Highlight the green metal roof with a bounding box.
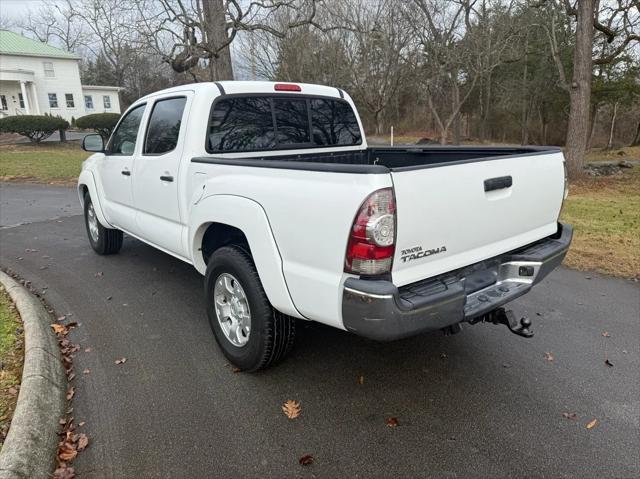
[0,30,80,60]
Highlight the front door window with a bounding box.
[107,104,145,156]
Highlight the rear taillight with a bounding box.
[345,188,396,275]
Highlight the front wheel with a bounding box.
[205,246,295,371]
[83,192,123,255]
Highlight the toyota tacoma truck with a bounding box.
[78,81,572,371]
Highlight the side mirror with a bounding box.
[82,134,105,152]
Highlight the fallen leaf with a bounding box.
[602,331,611,338]
[357,375,364,385]
[53,465,75,479]
[586,419,598,429]
[385,417,399,427]
[299,454,314,466]
[68,373,76,381]
[84,347,91,353]
[66,387,75,400]
[605,359,614,367]
[544,352,554,362]
[282,400,301,419]
[79,421,86,427]
[51,324,67,335]
[58,443,77,462]
[59,418,67,426]
[77,433,89,451]
[115,357,127,365]
[563,412,577,420]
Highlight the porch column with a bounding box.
[30,82,40,114]
[19,81,30,114]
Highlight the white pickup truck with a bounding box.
[78,81,572,371]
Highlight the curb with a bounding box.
[0,271,66,479]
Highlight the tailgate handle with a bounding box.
[484,176,512,192]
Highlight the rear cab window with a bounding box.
[207,95,361,153]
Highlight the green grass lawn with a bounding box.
[561,166,640,279]
[585,145,640,163]
[0,286,23,445]
[0,142,89,184]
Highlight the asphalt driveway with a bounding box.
[0,183,638,478]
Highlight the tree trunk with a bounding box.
[374,110,383,136]
[588,104,598,149]
[452,82,461,145]
[520,34,529,146]
[453,113,461,145]
[631,120,640,146]
[564,0,595,178]
[438,128,447,145]
[202,0,234,80]
[606,101,618,150]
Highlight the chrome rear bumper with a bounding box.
[342,223,573,341]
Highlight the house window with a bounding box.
[48,93,58,108]
[0,95,7,110]
[103,96,111,109]
[43,62,55,77]
[65,93,75,108]
[18,93,25,108]
[85,95,94,109]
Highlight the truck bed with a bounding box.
[193,146,560,172]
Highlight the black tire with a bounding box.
[83,192,123,255]
[205,246,295,371]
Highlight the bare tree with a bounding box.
[402,1,519,144]
[535,0,640,177]
[135,0,324,81]
[18,0,89,52]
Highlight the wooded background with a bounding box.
[6,0,640,177]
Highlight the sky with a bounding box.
[0,0,59,23]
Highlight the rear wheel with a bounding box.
[205,246,295,371]
[83,192,123,255]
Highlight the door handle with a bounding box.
[160,175,174,182]
[484,176,512,192]
[121,170,131,176]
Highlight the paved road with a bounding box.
[0,184,638,479]
[0,183,80,228]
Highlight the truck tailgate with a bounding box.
[391,152,566,286]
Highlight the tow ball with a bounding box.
[472,307,534,338]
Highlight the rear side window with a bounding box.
[144,97,187,155]
[209,97,276,152]
[310,99,361,146]
[207,95,361,153]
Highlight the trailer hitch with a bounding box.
[471,307,534,338]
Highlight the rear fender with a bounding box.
[189,194,302,319]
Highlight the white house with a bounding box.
[0,30,121,122]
